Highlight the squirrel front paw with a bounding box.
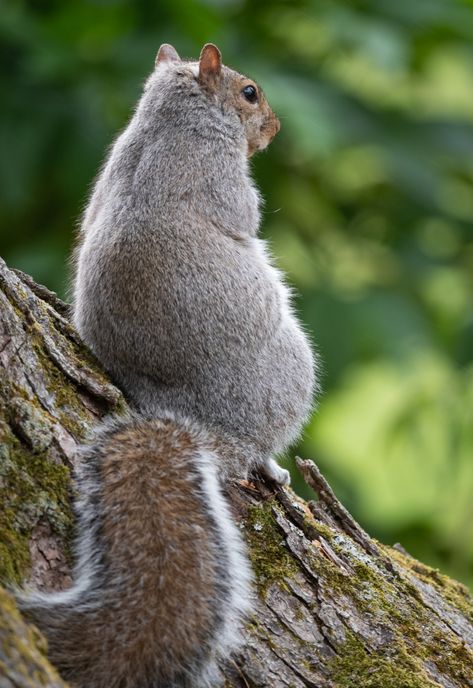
[262,458,291,486]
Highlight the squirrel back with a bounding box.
[18,413,251,688]
[73,43,315,480]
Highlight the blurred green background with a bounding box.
[1,0,472,588]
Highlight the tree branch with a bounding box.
[0,257,472,688]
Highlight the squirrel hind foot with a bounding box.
[261,457,291,486]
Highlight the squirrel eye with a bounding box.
[242,85,258,103]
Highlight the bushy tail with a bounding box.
[17,413,252,688]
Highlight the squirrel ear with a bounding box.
[155,44,181,67]
[198,43,222,86]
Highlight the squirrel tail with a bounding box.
[17,413,252,688]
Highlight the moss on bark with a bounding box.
[0,586,68,687]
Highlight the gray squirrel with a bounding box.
[18,43,316,688]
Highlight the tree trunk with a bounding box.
[0,256,472,688]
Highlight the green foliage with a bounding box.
[0,0,472,587]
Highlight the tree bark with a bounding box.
[0,256,472,688]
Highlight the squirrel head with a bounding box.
[152,43,280,157]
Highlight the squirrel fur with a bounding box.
[18,44,316,688]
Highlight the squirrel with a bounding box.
[17,43,316,688]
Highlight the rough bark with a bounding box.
[0,256,472,688]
